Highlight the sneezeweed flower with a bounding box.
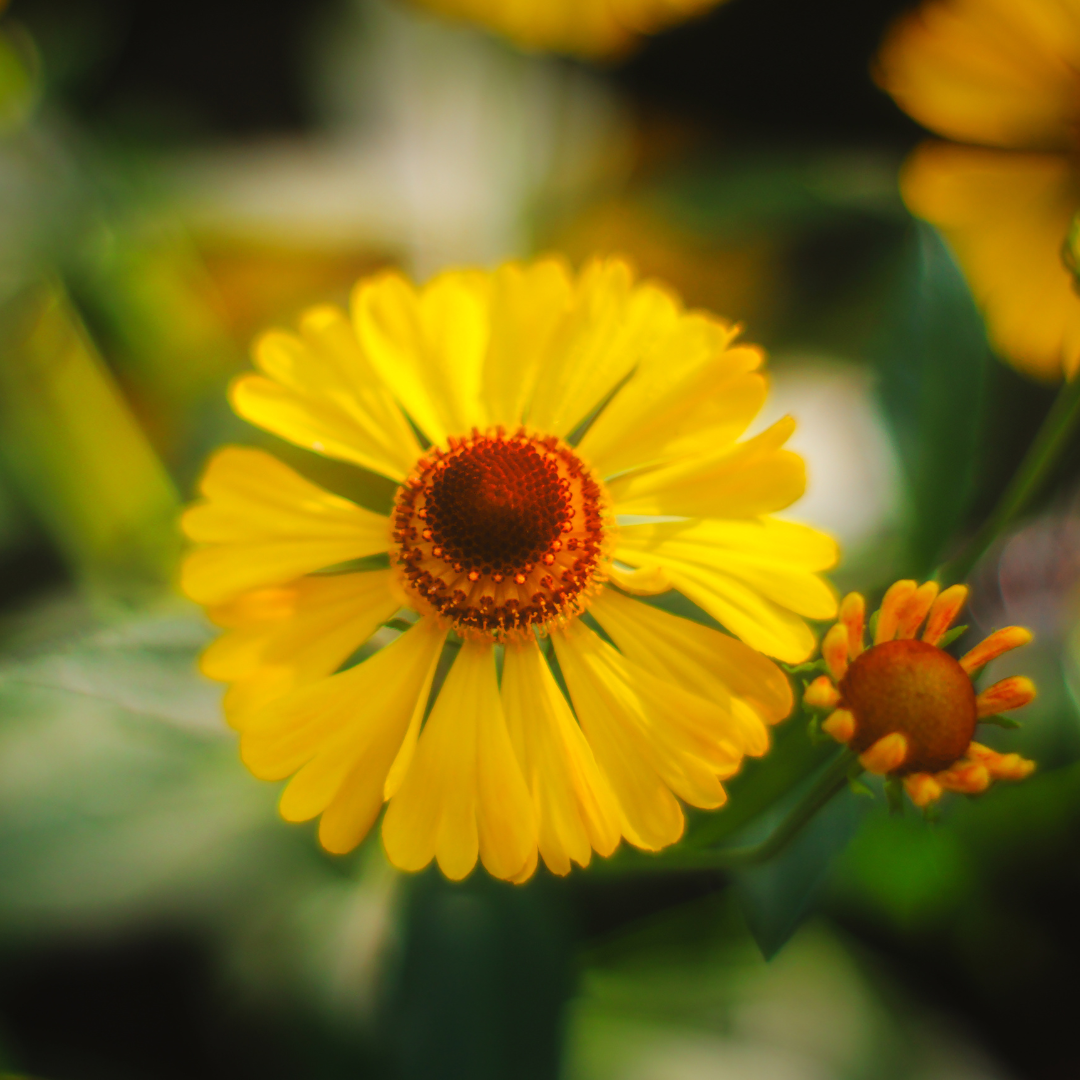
[804,579,1036,809]
[410,0,727,58]
[875,0,1080,381]
[181,256,839,882]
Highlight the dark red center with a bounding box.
[423,439,567,576]
[839,638,977,774]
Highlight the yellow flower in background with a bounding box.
[411,0,727,58]
[805,580,1035,808]
[876,0,1080,381]
[181,256,838,882]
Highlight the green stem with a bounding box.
[942,374,1080,585]
[650,751,859,871]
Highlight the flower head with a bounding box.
[876,0,1080,380]
[182,256,838,881]
[805,580,1036,808]
[412,0,728,58]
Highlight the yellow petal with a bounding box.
[181,446,390,604]
[606,417,804,518]
[528,258,682,438]
[316,627,446,855]
[616,517,838,662]
[876,0,1079,152]
[552,619,744,849]
[241,617,445,782]
[481,258,574,428]
[240,619,445,858]
[590,587,790,751]
[201,570,401,730]
[382,641,537,882]
[579,318,764,478]
[352,269,490,445]
[502,640,623,875]
[233,304,422,480]
[607,562,673,596]
[901,142,1080,380]
[414,0,727,58]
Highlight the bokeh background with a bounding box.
[1,1,1079,1077]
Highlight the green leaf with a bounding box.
[884,776,906,816]
[784,659,828,677]
[733,784,868,959]
[847,760,874,799]
[936,625,969,650]
[980,713,1022,729]
[848,777,875,799]
[389,871,572,1080]
[872,224,992,577]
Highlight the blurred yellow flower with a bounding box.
[876,0,1080,380]
[181,256,838,881]
[805,580,1035,808]
[411,0,727,57]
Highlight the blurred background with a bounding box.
[1,0,1079,1077]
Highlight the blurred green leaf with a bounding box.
[388,872,571,1080]
[872,224,992,577]
[0,282,181,604]
[733,783,867,959]
[655,151,904,242]
[0,25,38,134]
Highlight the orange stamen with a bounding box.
[875,580,917,644]
[839,592,866,658]
[960,627,1034,674]
[937,760,990,795]
[896,581,939,639]
[804,676,841,710]
[859,731,909,774]
[922,584,969,646]
[822,623,850,681]
[822,708,855,743]
[903,772,943,807]
[976,675,1037,717]
[967,742,1036,781]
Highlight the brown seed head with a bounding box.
[839,638,977,774]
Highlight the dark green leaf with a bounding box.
[734,784,868,959]
[871,224,992,577]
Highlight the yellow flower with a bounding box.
[804,579,1036,808]
[410,0,727,58]
[875,0,1080,381]
[182,256,838,882]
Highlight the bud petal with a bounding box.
[822,708,855,743]
[839,592,866,657]
[922,584,968,646]
[896,581,939,639]
[875,580,917,644]
[804,675,840,709]
[859,731,909,774]
[822,623,850,681]
[976,675,1037,717]
[904,772,943,807]
[960,627,1034,675]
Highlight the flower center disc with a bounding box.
[839,638,977,774]
[392,428,610,638]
